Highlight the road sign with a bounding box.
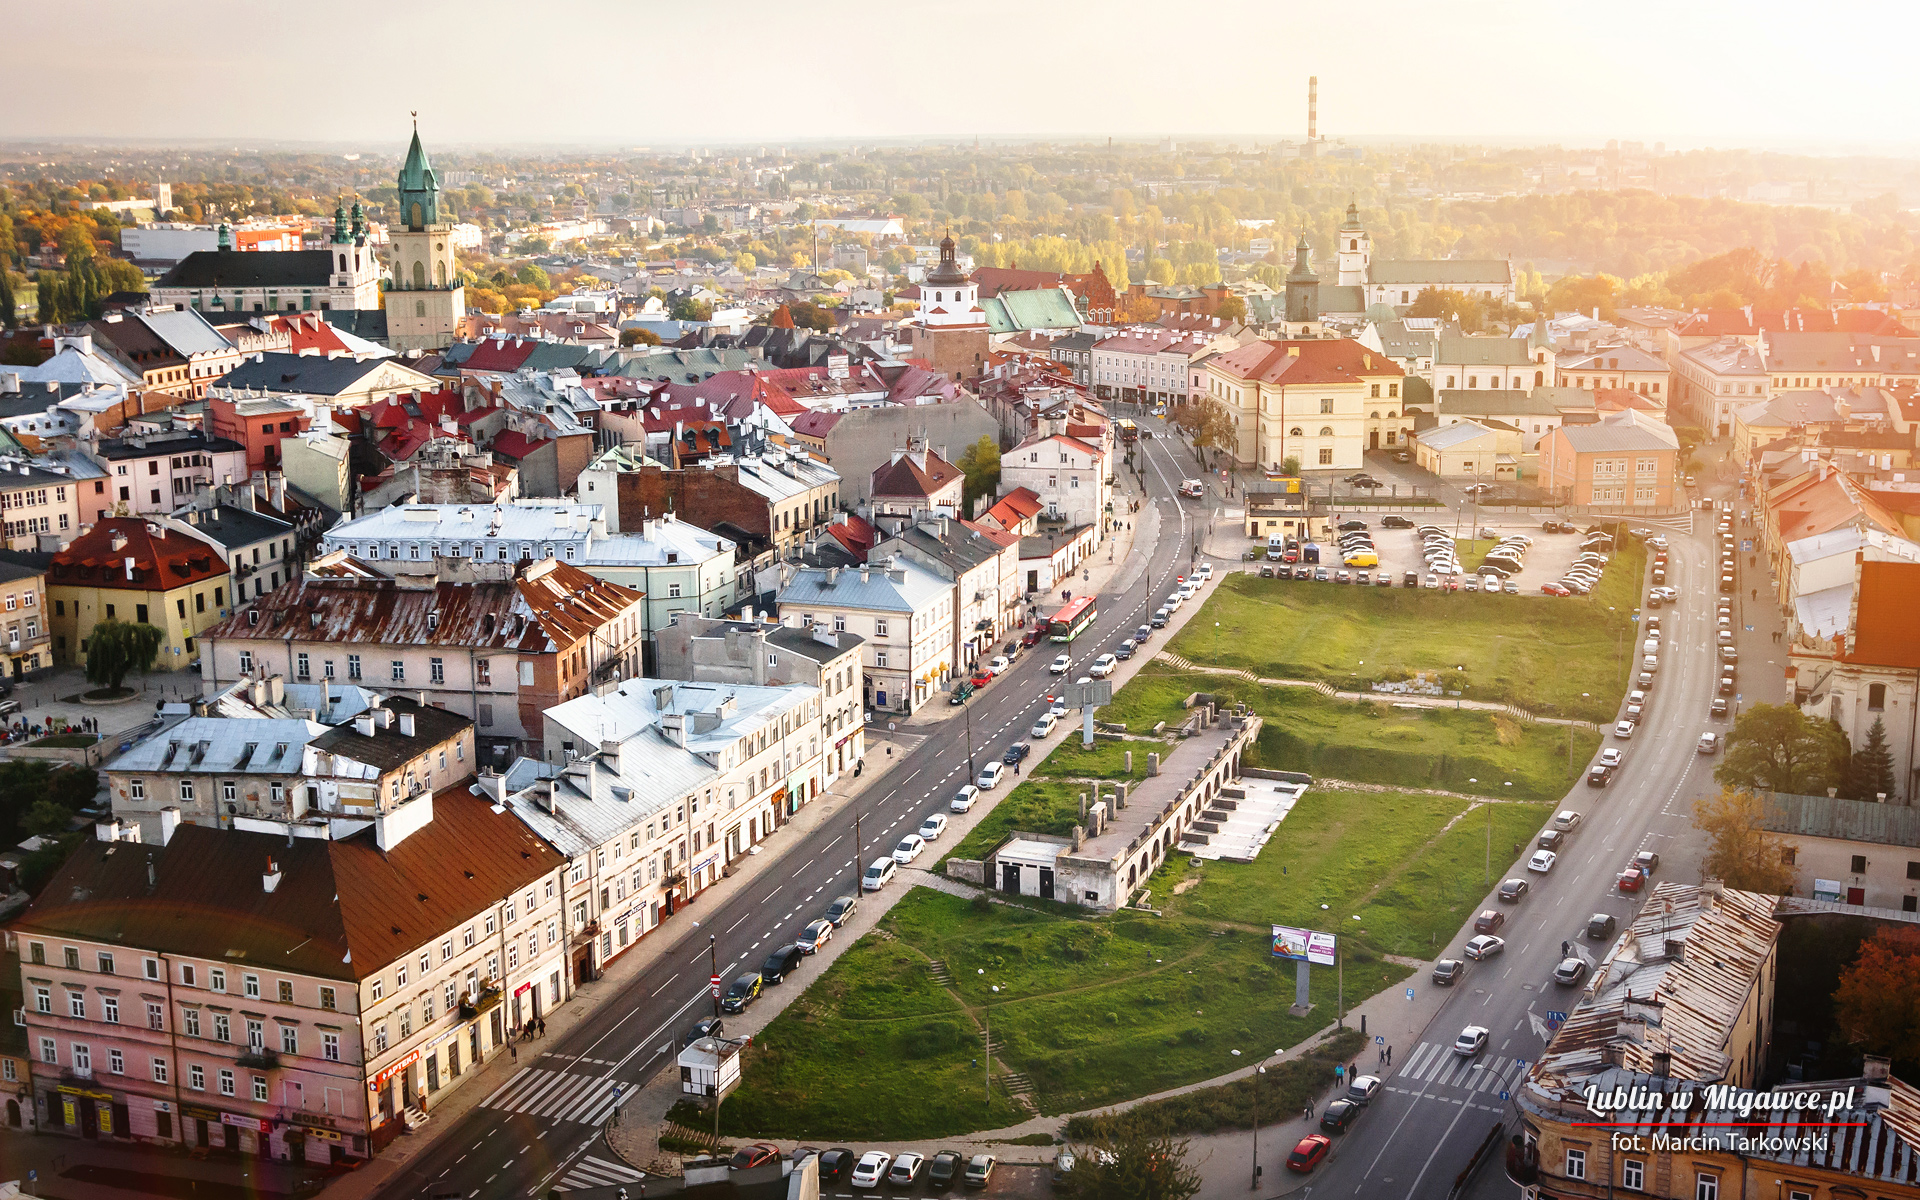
[1546,1010,1567,1022]
[1500,1090,1509,1100]
[709,974,723,998]
[1376,1036,1385,1044]
[1742,539,1752,552]
[1405,987,1415,1000]
[1631,613,1639,623]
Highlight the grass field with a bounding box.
[1169,540,1644,722]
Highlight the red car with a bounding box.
[1540,582,1570,596]
[1618,866,1647,892]
[1287,1134,1332,1174]
[970,671,994,688]
[1021,628,1044,648]
[731,1142,782,1169]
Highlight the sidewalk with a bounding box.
[308,730,923,1200]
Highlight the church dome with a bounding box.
[925,230,968,287]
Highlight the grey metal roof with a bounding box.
[1369,259,1510,286]
[1437,389,1584,418]
[218,352,399,396]
[111,717,325,774]
[1762,790,1920,845]
[765,624,864,663]
[1437,336,1535,368]
[136,306,233,358]
[176,506,293,554]
[775,558,948,616]
[1419,421,1496,450]
[1555,410,1679,452]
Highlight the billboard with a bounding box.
[1271,925,1337,966]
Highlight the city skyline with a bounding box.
[8,0,1916,152]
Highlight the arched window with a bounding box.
[1349,239,1357,251]
[1319,427,1334,437]
[1369,411,1379,420]
[436,261,447,287]
[1535,370,1544,387]
[1289,427,1303,437]
[412,260,426,289]
[1446,376,1456,388]
[409,202,423,228]
[415,300,426,318]
[337,254,346,272]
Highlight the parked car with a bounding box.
[1711,698,1729,718]
[1382,514,1415,529]
[1587,913,1618,940]
[950,785,981,813]
[1114,640,1135,661]
[1633,850,1660,873]
[1586,764,1613,787]
[851,1151,892,1189]
[732,1142,782,1169]
[893,834,927,865]
[1600,748,1623,768]
[1553,957,1589,986]
[1432,958,1464,986]
[1617,866,1647,893]
[1554,810,1583,831]
[1464,934,1505,960]
[1529,849,1559,873]
[720,972,763,1013]
[1347,1074,1382,1104]
[948,681,974,705]
[798,918,835,954]
[888,1152,926,1187]
[1498,877,1530,902]
[682,1015,724,1047]
[1474,908,1506,934]
[819,1149,856,1184]
[1135,624,1152,643]
[976,762,1006,789]
[963,1154,997,1189]
[1003,741,1033,765]
[761,944,805,984]
[825,894,859,926]
[1697,732,1719,755]
[1319,1098,1362,1134]
[1537,828,1565,851]
[1287,1134,1332,1173]
[926,1150,964,1190]
[861,857,898,891]
[1090,653,1118,678]
[1613,720,1636,739]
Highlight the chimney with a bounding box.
[600,739,621,769]
[262,856,283,894]
[1865,1054,1892,1082]
[158,807,181,846]
[354,713,375,737]
[376,708,393,729]
[398,712,416,737]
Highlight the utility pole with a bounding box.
[853,811,863,891]
[708,934,720,1022]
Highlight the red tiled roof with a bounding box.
[462,338,541,373]
[50,517,226,591]
[1208,339,1405,385]
[788,410,843,438]
[871,448,962,500]
[489,430,540,461]
[960,518,1020,548]
[1845,560,1920,669]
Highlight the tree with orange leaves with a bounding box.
[1834,926,1920,1064]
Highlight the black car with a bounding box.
[1432,958,1464,986]
[1337,518,1369,532]
[1497,877,1529,902]
[1003,741,1032,766]
[1136,624,1152,643]
[1382,515,1415,529]
[1587,913,1618,940]
[1319,1098,1362,1134]
[1586,764,1613,788]
[825,893,859,926]
[682,1015,724,1046]
[720,972,763,1013]
[761,944,804,984]
[819,1148,856,1185]
[927,1150,965,1190]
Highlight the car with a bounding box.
[893,834,928,865]
[1030,711,1058,737]
[1319,1098,1362,1134]
[1554,810,1583,831]
[1464,934,1505,960]
[1719,676,1735,696]
[1337,517,1370,530]
[1586,764,1613,788]
[1336,570,1353,584]
[976,762,1006,789]
[1166,592,1184,610]
[1462,578,1479,592]
[1498,877,1530,902]
[1432,958,1465,986]
[888,1152,926,1187]
[720,972,763,1013]
[1587,913,1618,940]
[1633,850,1660,873]
[1003,741,1032,765]
[1114,640,1135,661]
[1347,1074,1383,1104]
[1393,449,1412,462]
[1711,698,1729,718]
[1378,572,1395,587]
[862,857,898,891]
[1537,828,1565,851]
[682,1015,724,1046]
[1382,514,1415,529]
[1542,519,1576,533]
[1424,574,1440,589]
[1196,563,1213,580]
[926,1150,964,1190]
[1617,866,1647,892]
[732,1142,783,1169]
[1504,580,1520,594]
[819,1148,857,1184]
[1049,700,1069,719]
[969,670,994,689]
[763,942,807,984]
[1453,1025,1490,1056]
[1178,479,1205,498]
[949,681,974,705]
[1463,483,1494,497]
[826,893,859,925]
[963,1154,997,1189]
[1553,957,1589,986]
[1287,1133,1333,1173]
[950,785,982,814]
[798,918,835,954]
[1090,653,1118,678]
[1474,908,1506,934]
[852,1151,893,1189]
[1021,627,1045,648]
[1135,624,1152,643]
[1529,849,1559,873]
[1049,654,1071,674]
[1613,720,1636,739]
[987,655,1010,675]
[1151,608,1169,628]
[1314,568,1331,582]
[1698,732,1719,755]
[1541,582,1571,596]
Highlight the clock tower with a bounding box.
[384,117,465,352]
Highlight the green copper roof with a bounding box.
[395,122,445,230]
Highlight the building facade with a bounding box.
[1539,410,1681,508]
[776,558,954,715]
[1202,339,1408,469]
[48,518,231,668]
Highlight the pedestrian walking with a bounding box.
[1303,1105,1314,1123]
[1378,1046,1385,1065]
[1387,1046,1392,1065]
[510,1044,517,1061]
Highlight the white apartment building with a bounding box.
[1677,338,1771,438]
[1090,327,1236,406]
[776,558,955,715]
[998,434,1111,534]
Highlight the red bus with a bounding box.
[1047,596,1098,643]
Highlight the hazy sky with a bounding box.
[8,0,1916,152]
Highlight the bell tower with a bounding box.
[1336,199,1371,288]
[384,116,465,352]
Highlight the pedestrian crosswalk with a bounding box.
[481,1067,624,1126]
[559,1154,646,1190]
[1390,1040,1528,1100]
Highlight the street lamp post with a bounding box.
[709,934,720,1022]
[1234,1047,1286,1191]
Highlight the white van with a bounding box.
[1031,712,1058,738]
[861,857,898,891]
[1641,638,1660,656]
[1267,534,1287,552]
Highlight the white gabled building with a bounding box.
[999,434,1111,534]
[776,557,955,715]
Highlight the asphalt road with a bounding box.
[376,418,1207,1200]
[1296,511,1723,1199]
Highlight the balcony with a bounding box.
[458,982,503,1021]
[236,1049,281,1070]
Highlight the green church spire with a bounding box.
[396,113,444,231]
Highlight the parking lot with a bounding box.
[1248,515,1620,597]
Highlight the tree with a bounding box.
[1848,716,1897,801]
[1692,787,1798,893]
[956,436,1001,506]
[1834,926,1920,1065]
[1054,1124,1202,1200]
[619,327,662,348]
[1406,287,1485,333]
[1280,455,1301,477]
[733,252,756,274]
[1211,294,1247,323]
[1715,702,1850,795]
[83,619,164,691]
[515,263,551,290]
[788,301,833,332]
[1170,398,1236,467]
[0,266,15,330]
[768,304,796,329]
[668,297,713,323]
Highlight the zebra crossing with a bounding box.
[481,1066,624,1126]
[558,1154,646,1190]
[1387,1040,1527,1107]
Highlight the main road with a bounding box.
[1298,505,1722,1199]
[374,417,1209,1198]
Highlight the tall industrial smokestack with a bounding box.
[1308,76,1318,142]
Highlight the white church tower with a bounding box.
[385,117,465,352]
[1336,199,1372,288]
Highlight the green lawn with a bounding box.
[1169,539,1644,721]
